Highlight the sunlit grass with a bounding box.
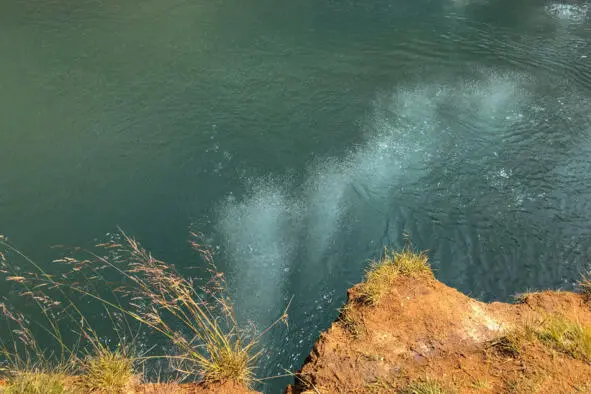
[365,376,396,392]
[399,378,451,394]
[200,342,253,385]
[80,346,136,393]
[338,303,364,339]
[82,232,264,386]
[577,274,591,301]
[489,314,591,363]
[512,289,540,304]
[359,247,432,305]
[3,371,72,394]
[470,379,491,390]
[0,231,289,389]
[535,315,591,362]
[486,327,532,358]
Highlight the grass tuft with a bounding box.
[487,331,525,358]
[338,304,364,339]
[400,378,451,394]
[535,315,591,362]
[3,371,71,394]
[577,274,591,301]
[360,248,431,305]
[470,379,490,390]
[365,376,396,392]
[0,230,288,390]
[512,290,539,304]
[78,232,273,387]
[201,340,254,385]
[80,347,136,393]
[489,315,591,363]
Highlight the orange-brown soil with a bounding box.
[288,274,591,393]
[3,275,588,393]
[136,381,258,393]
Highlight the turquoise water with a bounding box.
[2,0,591,391]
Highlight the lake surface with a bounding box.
[2,0,591,391]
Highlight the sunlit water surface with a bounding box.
[2,0,591,391]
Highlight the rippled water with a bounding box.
[1,0,591,391]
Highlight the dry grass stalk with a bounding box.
[65,231,289,386]
[89,232,260,386]
[0,231,289,389]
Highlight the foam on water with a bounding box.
[214,63,591,387]
[545,2,589,22]
[215,71,530,335]
[217,180,303,327]
[209,65,591,390]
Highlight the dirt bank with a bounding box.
[136,382,258,393]
[3,253,588,394]
[288,271,591,393]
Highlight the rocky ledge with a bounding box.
[287,261,591,393]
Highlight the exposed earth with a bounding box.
[287,272,591,393]
[4,267,590,393]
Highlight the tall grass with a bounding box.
[0,234,138,393]
[71,232,263,385]
[0,231,288,389]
